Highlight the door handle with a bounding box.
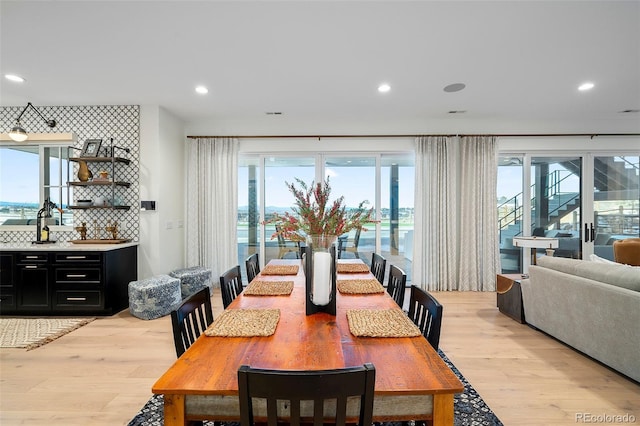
[590,223,595,242]
[584,223,589,242]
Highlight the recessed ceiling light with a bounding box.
[444,83,466,93]
[265,112,283,115]
[195,85,208,94]
[619,109,640,114]
[378,83,391,93]
[5,74,25,83]
[578,82,594,91]
[448,110,467,114]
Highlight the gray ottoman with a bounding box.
[169,266,213,299]
[128,275,182,320]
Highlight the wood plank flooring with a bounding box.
[1,290,638,425]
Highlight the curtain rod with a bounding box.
[187,133,640,139]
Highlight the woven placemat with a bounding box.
[336,263,370,273]
[244,280,294,296]
[205,309,280,337]
[261,264,300,275]
[346,308,422,337]
[337,279,385,294]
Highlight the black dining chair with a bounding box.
[407,285,443,350]
[245,253,260,283]
[170,287,214,358]
[238,363,376,426]
[370,252,387,285]
[220,265,244,309]
[386,264,407,308]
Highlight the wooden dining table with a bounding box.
[152,259,463,425]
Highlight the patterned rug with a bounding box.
[0,317,95,350]
[127,350,502,426]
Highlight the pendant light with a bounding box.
[8,102,57,142]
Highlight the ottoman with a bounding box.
[128,275,182,320]
[169,266,213,299]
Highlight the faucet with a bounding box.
[34,198,63,244]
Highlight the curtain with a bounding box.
[457,136,499,291]
[186,137,239,280]
[413,135,499,291]
[413,136,459,291]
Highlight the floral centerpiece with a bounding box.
[264,177,376,246]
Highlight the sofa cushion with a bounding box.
[537,256,640,292]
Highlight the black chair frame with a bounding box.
[407,285,443,350]
[220,265,244,309]
[170,287,214,358]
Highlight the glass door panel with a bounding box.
[380,155,414,283]
[238,157,261,281]
[497,156,524,273]
[263,157,315,264]
[324,156,376,265]
[530,156,582,262]
[590,155,639,261]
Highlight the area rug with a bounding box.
[127,350,502,426]
[0,317,95,350]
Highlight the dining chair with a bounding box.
[370,252,387,285]
[407,285,443,350]
[245,253,260,283]
[386,264,407,308]
[170,287,214,358]
[220,265,244,309]
[337,227,362,259]
[238,363,376,426]
[276,224,300,259]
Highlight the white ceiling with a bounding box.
[1,0,639,135]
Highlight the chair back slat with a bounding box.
[407,285,443,350]
[220,265,244,309]
[170,287,214,358]
[370,252,387,284]
[245,253,260,283]
[387,264,407,308]
[238,363,375,426]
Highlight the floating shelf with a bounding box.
[69,181,131,188]
[68,205,130,210]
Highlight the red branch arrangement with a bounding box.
[264,177,376,242]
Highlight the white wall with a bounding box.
[138,105,186,279]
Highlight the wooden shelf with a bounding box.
[68,205,130,211]
[70,157,131,165]
[69,181,131,188]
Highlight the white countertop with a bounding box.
[0,241,139,251]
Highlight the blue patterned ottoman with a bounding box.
[169,266,213,299]
[128,275,182,320]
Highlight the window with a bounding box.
[0,144,72,227]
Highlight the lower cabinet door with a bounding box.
[54,290,103,309]
[17,265,50,309]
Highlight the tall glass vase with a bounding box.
[305,234,337,314]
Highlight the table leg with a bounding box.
[163,394,186,426]
[432,393,454,426]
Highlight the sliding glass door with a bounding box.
[498,150,639,273]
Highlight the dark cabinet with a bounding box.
[16,253,50,310]
[0,253,15,309]
[0,246,137,316]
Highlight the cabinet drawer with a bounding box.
[17,253,48,263]
[55,268,101,283]
[54,290,102,307]
[54,253,101,263]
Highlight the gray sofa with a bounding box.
[521,256,640,382]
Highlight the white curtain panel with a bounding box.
[457,136,499,291]
[186,138,239,281]
[413,136,459,291]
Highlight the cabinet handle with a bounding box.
[25,256,39,259]
[66,274,87,278]
[65,256,87,260]
[25,265,37,269]
[66,297,87,301]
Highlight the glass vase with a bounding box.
[306,234,337,307]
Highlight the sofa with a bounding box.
[521,256,640,382]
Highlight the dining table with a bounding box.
[152,258,464,425]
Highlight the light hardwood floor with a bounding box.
[1,290,638,426]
